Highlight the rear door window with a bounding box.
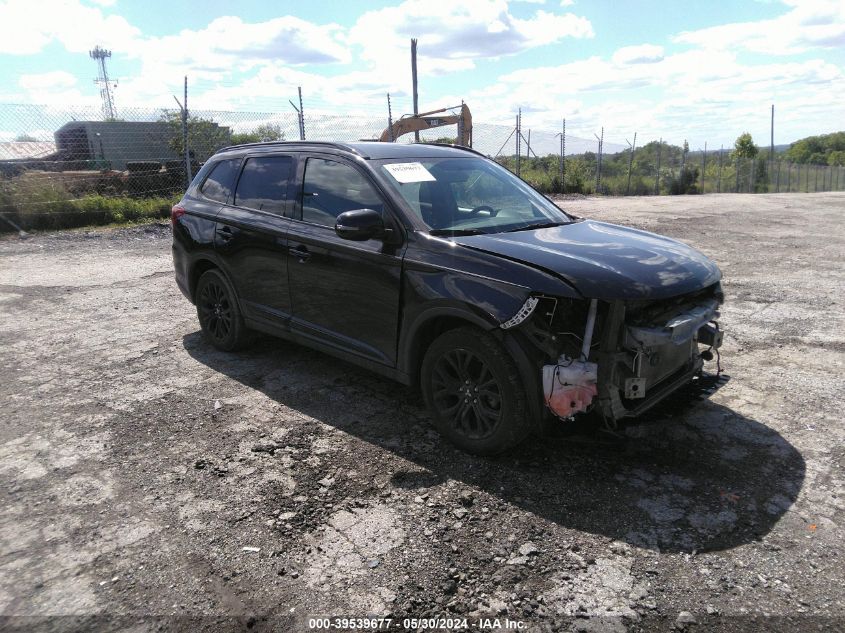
[301,158,384,227]
[233,155,293,215]
[200,158,241,203]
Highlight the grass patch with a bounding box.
[1,175,179,231]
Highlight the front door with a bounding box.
[287,156,403,366]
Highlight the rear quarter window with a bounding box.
[200,158,241,203]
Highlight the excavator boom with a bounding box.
[379,103,472,146]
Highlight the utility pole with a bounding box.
[736,156,741,193]
[701,142,707,193]
[655,138,662,195]
[298,87,305,140]
[594,127,604,194]
[516,110,521,177]
[90,45,117,119]
[557,119,566,193]
[386,93,394,141]
[411,38,420,142]
[770,104,775,163]
[717,146,723,193]
[625,132,637,195]
[183,76,191,184]
[172,77,192,187]
[749,160,754,193]
[289,88,305,140]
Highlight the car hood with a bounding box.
[452,220,721,300]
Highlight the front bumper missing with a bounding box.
[615,355,704,417]
[593,298,724,423]
[521,291,725,425]
[625,299,720,348]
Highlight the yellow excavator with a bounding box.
[379,103,472,147]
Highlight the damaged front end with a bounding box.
[503,283,725,425]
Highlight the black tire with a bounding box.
[195,269,252,352]
[421,327,530,455]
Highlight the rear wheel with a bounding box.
[421,327,530,455]
[195,269,251,351]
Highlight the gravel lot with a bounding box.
[1,193,843,632]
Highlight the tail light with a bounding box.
[171,204,186,224]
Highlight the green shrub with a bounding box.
[0,178,177,232]
[668,167,700,195]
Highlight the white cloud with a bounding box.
[88,0,116,6]
[0,1,347,71]
[19,71,77,91]
[612,44,665,65]
[460,46,845,147]
[15,71,99,107]
[0,0,594,118]
[66,9,353,112]
[560,0,575,5]
[348,0,593,77]
[674,0,845,54]
[1,0,841,149]
[169,16,350,66]
[0,0,139,55]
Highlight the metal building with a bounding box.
[53,120,229,170]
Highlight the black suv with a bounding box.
[172,141,725,454]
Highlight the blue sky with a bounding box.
[0,0,843,149]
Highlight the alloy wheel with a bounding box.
[430,348,503,440]
[198,280,233,343]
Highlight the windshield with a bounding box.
[376,156,572,235]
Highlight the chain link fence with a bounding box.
[1,102,842,232]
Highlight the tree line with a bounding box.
[498,130,843,195]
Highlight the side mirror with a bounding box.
[335,208,385,241]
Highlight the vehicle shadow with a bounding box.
[183,332,805,554]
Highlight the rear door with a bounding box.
[287,154,403,366]
[214,153,295,326]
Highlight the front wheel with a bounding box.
[421,327,530,455]
[195,269,252,352]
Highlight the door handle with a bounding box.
[216,225,234,242]
[292,245,311,263]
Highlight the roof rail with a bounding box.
[216,140,364,156]
[413,142,488,158]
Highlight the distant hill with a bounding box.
[685,144,790,159]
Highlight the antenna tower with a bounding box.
[89,46,117,119]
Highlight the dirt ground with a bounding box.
[1,192,843,632]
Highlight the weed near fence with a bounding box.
[0,174,176,231]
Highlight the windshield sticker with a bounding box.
[383,162,436,184]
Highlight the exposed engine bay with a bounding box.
[503,283,725,424]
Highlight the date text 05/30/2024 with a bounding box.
[308,617,527,630]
